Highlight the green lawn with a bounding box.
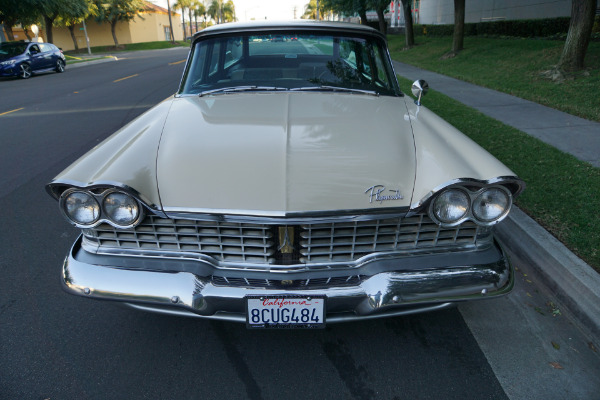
[396,75,600,271]
[388,35,600,122]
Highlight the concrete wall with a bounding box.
[49,10,183,51]
[416,0,572,25]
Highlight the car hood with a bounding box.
[0,55,17,62]
[48,92,520,217]
[157,93,416,215]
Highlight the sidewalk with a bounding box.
[393,61,600,168]
[393,61,600,340]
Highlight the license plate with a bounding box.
[246,295,325,329]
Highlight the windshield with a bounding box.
[0,43,28,57]
[180,32,401,96]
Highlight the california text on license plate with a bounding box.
[246,296,325,329]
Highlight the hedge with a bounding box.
[417,17,572,38]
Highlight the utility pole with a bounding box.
[82,20,91,55]
[316,0,319,20]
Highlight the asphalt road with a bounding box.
[0,47,598,400]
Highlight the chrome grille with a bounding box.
[84,217,275,263]
[211,275,363,289]
[300,215,480,262]
[82,214,488,266]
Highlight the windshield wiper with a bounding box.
[290,86,378,96]
[198,86,287,97]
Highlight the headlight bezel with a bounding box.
[428,184,513,227]
[59,187,144,229]
[472,187,511,223]
[430,188,471,226]
[102,190,142,226]
[61,190,101,226]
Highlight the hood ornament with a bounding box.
[365,185,403,204]
[278,226,295,254]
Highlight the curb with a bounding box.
[496,206,600,340]
[66,56,118,69]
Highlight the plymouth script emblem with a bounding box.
[365,185,404,204]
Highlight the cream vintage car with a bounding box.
[47,21,524,328]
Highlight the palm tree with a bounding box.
[192,1,207,31]
[302,0,326,20]
[174,0,192,39]
[165,0,175,42]
[208,0,235,24]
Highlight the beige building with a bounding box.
[3,2,184,51]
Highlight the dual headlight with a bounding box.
[430,186,512,226]
[60,189,142,228]
[1,60,17,66]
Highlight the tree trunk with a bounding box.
[359,10,368,25]
[189,8,193,34]
[401,0,414,48]
[558,0,596,70]
[166,0,174,42]
[452,0,465,53]
[110,19,119,46]
[376,7,386,34]
[4,25,15,41]
[24,28,32,41]
[43,14,55,43]
[68,25,79,52]
[181,11,186,40]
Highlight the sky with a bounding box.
[151,0,310,22]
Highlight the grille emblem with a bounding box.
[278,226,294,254]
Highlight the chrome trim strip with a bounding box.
[163,206,410,223]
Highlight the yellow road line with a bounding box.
[113,74,138,83]
[0,107,24,117]
[168,59,186,65]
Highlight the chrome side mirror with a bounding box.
[411,80,429,106]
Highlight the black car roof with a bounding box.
[193,20,386,42]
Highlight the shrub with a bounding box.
[416,17,571,39]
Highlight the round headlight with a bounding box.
[473,188,510,222]
[103,192,140,226]
[63,191,100,225]
[432,189,470,223]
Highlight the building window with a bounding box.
[164,26,172,41]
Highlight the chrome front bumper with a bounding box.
[62,237,513,323]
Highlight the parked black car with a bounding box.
[0,41,66,79]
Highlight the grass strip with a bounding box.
[396,76,600,271]
[64,40,188,56]
[65,55,113,65]
[388,35,600,122]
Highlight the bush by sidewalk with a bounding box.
[416,17,573,39]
